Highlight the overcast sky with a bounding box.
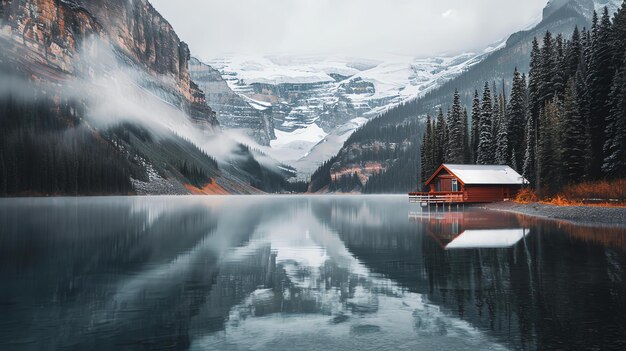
[150,0,548,59]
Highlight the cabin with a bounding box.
[409,164,527,205]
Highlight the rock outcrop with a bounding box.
[190,57,275,145]
[0,0,217,126]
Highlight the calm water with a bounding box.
[1,196,626,351]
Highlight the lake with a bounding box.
[1,196,626,350]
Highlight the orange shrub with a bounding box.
[542,195,581,206]
[514,187,539,204]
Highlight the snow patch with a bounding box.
[271,123,328,149]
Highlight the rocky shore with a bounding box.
[483,202,626,227]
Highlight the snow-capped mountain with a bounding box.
[200,0,621,178]
[205,51,497,175]
[545,0,623,19]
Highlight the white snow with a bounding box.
[207,55,355,85]
[241,95,272,110]
[442,164,527,185]
[271,123,328,149]
[206,53,493,174]
[594,0,623,16]
[446,229,528,249]
[208,53,487,113]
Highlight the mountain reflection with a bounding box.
[1,196,625,350]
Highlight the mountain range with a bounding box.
[0,0,621,196]
[201,52,500,176]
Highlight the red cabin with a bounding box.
[409,164,527,204]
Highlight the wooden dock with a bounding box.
[408,192,465,206]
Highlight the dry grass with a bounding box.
[541,195,583,206]
[514,188,539,204]
[514,179,626,207]
[560,179,626,203]
[183,180,230,195]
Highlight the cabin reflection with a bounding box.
[409,209,529,249]
[446,229,528,249]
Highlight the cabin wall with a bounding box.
[464,185,520,203]
[430,174,458,192]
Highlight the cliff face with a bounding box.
[190,57,275,145]
[0,0,217,126]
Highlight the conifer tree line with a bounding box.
[310,113,421,193]
[421,3,626,195]
[0,95,136,195]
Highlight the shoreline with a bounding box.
[482,202,626,227]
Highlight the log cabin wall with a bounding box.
[465,185,521,203]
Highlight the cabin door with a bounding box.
[439,179,453,192]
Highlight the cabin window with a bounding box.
[451,179,459,192]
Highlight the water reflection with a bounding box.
[445,229,528,249]
[1,196,625,350]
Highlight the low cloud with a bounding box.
[0,36,251,165]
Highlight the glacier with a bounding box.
[204,49,502,176]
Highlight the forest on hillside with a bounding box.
[311,3,626,195]
[421,6,626,195]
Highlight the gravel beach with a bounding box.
[482,202,626,227]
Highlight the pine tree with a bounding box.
[495,97,509,165]
[462,107,471,163]
[476,82,495,165]
[539,31,556,107]
[538,98,563,195]
[434,108,447,166]
[603,55,626,177]
[492,82,500,139]
[564,26,582,81]
[561,79,588,182]
[420,115,436,186]
[528,37,542,125]
[611,2,626,68]
[446,89,465,163]
[553,33,566,98]
[508,68,527,171]
[523,115,537,188]
[586,8,615,178]
[445,107,452,160]
[470,90,481,163]
[510,147,518,174]
[577,29,592,162]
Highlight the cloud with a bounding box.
[441,9,454,18]
[150,0,548,58]
[0,36,254,165]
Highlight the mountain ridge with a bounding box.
[207,52,496,175]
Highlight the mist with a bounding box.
[0,36,268,166]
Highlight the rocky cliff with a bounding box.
[0,0,217,126]
[189,57,275,145]
[0,0,306,196]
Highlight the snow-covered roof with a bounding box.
[446,229,527,250]
[439,164,527,185]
